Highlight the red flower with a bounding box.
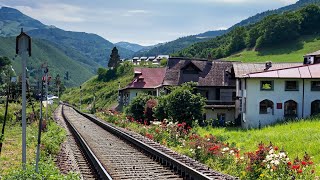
[274,146,279,151]
[297,169,303,174]
[287,161,292,166]
[208,145,220,152]
[292,165,300,170]
[301,161,307,166]
[177,124,183,127]
[308,161,313,165]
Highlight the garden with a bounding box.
[95,83,318,179]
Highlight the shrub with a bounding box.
[165,83,205,126]
[153,96,168,121]
[125,93,152,121]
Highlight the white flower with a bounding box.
[229,150,234,154]
[274,160,280,165]
[270,160,275,164]
[207,138,210,141]
[269,149,274,154]
[279,152,286,158]
[222,147,229,152]
[240,157,244,160]
[189,149,194,152]
[267,164,270,169]
[197,146,201,149]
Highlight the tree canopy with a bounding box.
[108,47,120,69]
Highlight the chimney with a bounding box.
[264,61,272,71]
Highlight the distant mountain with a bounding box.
[115,42,146,52]
[0,36,94,87]
[230,0,320,29]
[134,30,226,57]
[0,6,46,36]
[136,0,320,57]
[27,27,134,67]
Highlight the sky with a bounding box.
[0,0,298,46]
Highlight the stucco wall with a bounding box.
[242,78,320,128]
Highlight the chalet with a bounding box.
[118,67,166,107]
[234,62,320,128]
[132,57,139,65]
[163,57,236,124]
[147,56,156,62]
[153,55,169,65]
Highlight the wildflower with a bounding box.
[287,161,292,166]
[269,149,274,154]
[308,161,313,165]
[301,161,307,166]
[292,165,300,170]
[222,147,229,152]
[274,146,279,151]
[279,152,286,158]
[297,169,303,173]
[274,160,280,165]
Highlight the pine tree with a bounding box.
[108,47,120,69]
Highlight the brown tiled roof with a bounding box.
[122,67,166,90]
[233,62,303,78]
[163,58,235,87]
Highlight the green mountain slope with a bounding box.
[134,30,226,57]
[175,5,320,60]
[227,35,320,62]
[138,0,320,57]
[0,7,46,36]
[28,28,135,66]
[0,36,94,87]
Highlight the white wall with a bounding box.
[241,78,320,129]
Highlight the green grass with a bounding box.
[62,73,133,110]
[195,118,320,174]
[0,101,78,179]
[227,35,320,62]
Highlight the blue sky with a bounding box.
[0,0,298,45]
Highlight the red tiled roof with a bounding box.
[246,63,320,78]
[123,67,166,89]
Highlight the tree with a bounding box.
[165,83,205,126]
[108,47,120,69]
[125,93,153,121]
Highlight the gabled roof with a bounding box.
[163,58,235,87]
[305,50,320,57]
[122,67,166,90]
[245,63,320,78]
[233,62,302,78]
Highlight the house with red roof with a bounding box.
[118,67,166,106]
[234,62,320,128]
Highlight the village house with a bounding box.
[118,67,166,107]
[163,57,236,124]
[234,62,320,128]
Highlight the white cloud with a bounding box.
[14,3,87,23]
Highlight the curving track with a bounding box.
[60,105,237,180]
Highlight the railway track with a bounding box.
[60,104,237,180]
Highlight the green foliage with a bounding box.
[177,5,320,59]
[108,47,120,68]
[160,58,168,66]
[125,93,153,121]
[165,83,205,126]
[0,56,11,68]
[153,96,168,121]
[3,159,79,180]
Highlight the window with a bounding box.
[285,81,298,91]
[260,81,273,91]
[284,100,297,118]
[311,81,320,91]
[311,100,320,115]
[259,99,274,114]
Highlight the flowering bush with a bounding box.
[242,142,315,179]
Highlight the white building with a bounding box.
[235,63,320,128]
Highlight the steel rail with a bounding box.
[61,105,112,180]
[68,105,235,180]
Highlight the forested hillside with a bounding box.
[0,36,94,87]
[175,5,320,59]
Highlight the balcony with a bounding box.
[205,100,235,109]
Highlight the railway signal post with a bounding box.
[16,28,31,170]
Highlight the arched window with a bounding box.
[284,100,298,118]
[311,100,320,115]
[259,99,274,114]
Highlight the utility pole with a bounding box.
[43,64,49,121]
[16,29,31,170]
[35,66,44,172]
[79,86,82,111]
[0,68,11,155]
